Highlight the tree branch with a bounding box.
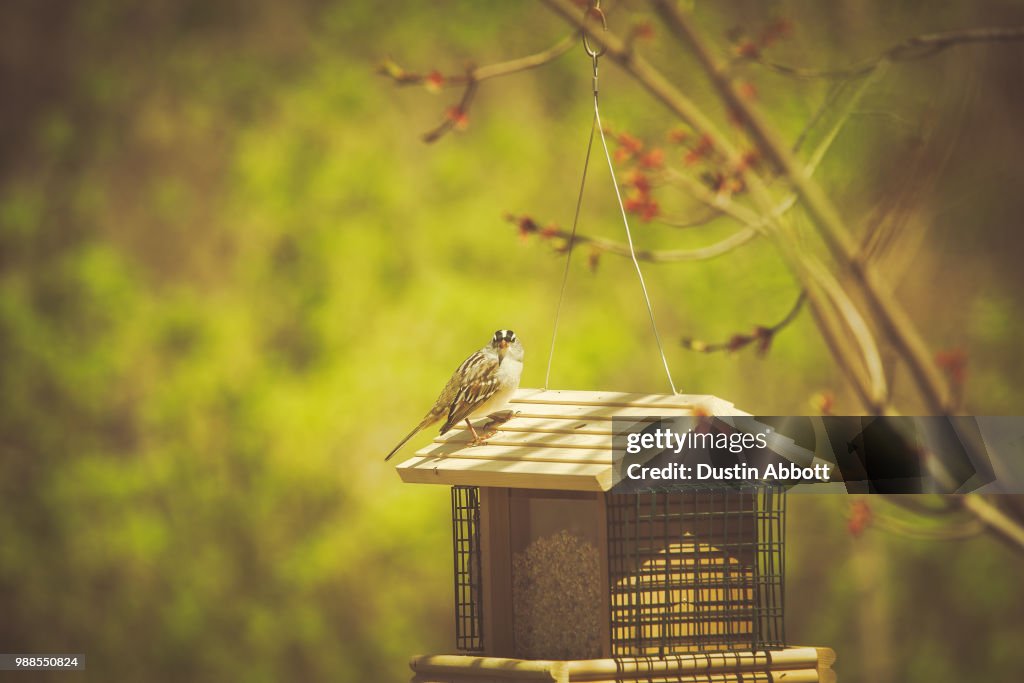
[538,0,893,414]
[531,0,1024,558]
[649,0,955,414]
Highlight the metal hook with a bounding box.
[582,3,607,59]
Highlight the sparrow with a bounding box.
[385,329,524,461]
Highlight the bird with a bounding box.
[385,329,524,462]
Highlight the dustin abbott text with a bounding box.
[626,462,833,482]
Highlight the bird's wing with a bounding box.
[440,356,503,435]
[386,349,500,461]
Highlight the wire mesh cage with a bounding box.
[450,483,786,658]
[606,483,786,656]
[451,485,484,652]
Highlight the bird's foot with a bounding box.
[468,426,500,447]
[469,410,517,446]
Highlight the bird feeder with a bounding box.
[394,388,836,683]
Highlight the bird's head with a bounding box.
[490,329,523,364]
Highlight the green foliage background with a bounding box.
[1,1,1022,681]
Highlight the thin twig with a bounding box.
[870,510,983,541]
[880,494,960,516]
[805,63,888,176]
[379,35,575,143]
[682,291,806,353]
[783,244,890,413]
[378,34,574,87]
[510,214,758,262]
[756,25,1024,80]
[792,81,847,154]
[422,76,478,143]
[657,207,724,229]
[801,250,889,403]
[660,168,766,229]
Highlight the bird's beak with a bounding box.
[498,339,509,363]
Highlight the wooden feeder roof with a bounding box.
[394,388,743,492]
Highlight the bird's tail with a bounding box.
[384,416,436,462]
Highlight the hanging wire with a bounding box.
[543,91,597,390]
[544,1,678,395]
